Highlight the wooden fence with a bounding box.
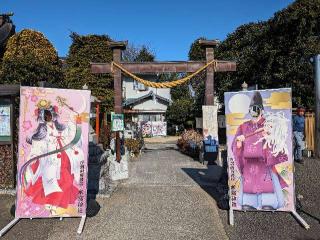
[304,112,315,152]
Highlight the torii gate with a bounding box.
[91,40,236,161]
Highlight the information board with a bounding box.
[16,87,91,218]
[111,112,124,131]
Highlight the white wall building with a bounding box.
[122,75,171,124]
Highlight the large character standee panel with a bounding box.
[16,87,91,218]
[225,89,295,212]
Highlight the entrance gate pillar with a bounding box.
[110,41,127,162]
[199,40,220,165]
[199,40,219,105]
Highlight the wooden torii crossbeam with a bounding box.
[91,40,236,161]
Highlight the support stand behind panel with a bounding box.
[0,216,87,237]
[0,218,20,237]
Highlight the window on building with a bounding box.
[150,115,156,122]
[133,80,147,91]
[137,114,164,122]
[143,114,149,121]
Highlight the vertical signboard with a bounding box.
[111,112,124,132]
[202,106,219,163]
[16,87,91,218]
[0,105,11,138]
[225,89,294,211]
[225,88,308,228]
[202,105,218,142]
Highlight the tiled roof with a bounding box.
[123,91,171,107]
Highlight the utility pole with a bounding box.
[312,54,320,158]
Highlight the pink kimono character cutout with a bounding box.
[231,92,288,211]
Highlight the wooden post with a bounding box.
[205,47,214,105]
[95,103,100,143]
[110,41,127,162]
[10,95,15,186]
[199,40,220,106]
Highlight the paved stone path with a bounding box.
[3,143,319,240]
[143,136,180,144]
[74,144,228,240]
[126,144,216,187]
[0,143,228,240]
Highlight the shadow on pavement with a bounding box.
[181,153,320,239]
[86,197,101,218]
[10,204,15,217]
[181,160,230,211]
[296,197,320,224]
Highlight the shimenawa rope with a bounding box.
[111,60,217,88]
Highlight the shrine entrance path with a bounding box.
[74,143,228,240]
[0,143,228,240]
[2,144,320,240]
[52,142,225,240]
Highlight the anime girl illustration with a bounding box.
[20,98,84,215]
[231,91,289,210]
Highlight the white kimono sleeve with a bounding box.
[62,120,83,184]
[25,138,52,186]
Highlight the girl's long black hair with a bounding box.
[26,106,66,144]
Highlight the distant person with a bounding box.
[293,106,305,164]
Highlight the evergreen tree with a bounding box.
[0,29,63,86]
[189,0,320,108]
[64,33,114,111]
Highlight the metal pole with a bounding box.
[313,54,320,158]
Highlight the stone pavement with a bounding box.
[143,136,180,144]
[0,143,228,240]
[214,157,320,240]
[2,143,320,240]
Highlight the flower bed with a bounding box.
[125,138,144,157]
[177,130,203,157]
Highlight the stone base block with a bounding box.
[108,153,129,181]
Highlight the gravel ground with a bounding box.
[210,157,320,240]
[1,146,320,240]
[0,145,227,240]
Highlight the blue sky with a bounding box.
[2,0,294,60]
